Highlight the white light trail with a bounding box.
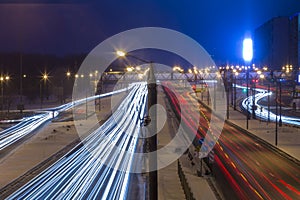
[7,83,148,200]
[0,87,129,151]
[236,84,300,126]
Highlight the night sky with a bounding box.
[0,0,299,64]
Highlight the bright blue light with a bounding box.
[243,38,253,62]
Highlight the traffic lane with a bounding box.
[198,105,300,199]
[196,101,300,199]
[184,89,300,198]
[164,85,300,199]
[7,84,147,199]
[217,123,300,200]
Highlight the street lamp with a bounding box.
[172,65,183,80]
[251,76,258,120]
[233,72,238,110]
[0,76,10,113]
[66,71,71,78]
[116,50,126,57]
[275,81,279,146]
[224,65,230,119]
[40,72,49,109]
[116,50,157,200]
[279,80,282,127]
[268,84,270,124]
[62,71,72,103]
[243,38,253,129]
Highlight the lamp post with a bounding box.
[0,76,9,113]
[251,77,257,119]
[193,67,198,94]
[224,66,230,119]
[117,50,157,200]
[233,71,238,110]
[268,84,270,124]
[65,71,71,103]
[40,73,48,109]
[226,76,230,119]
[279,80,282,127]
[213,76,217,110]
[19,54,24,113]
[230,71,234,107]
[243,38,253,129]
[246,68,250,129]
[275,82,278,146]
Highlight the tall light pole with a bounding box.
[243,38,253,129]
[0,76,9,114]
[117,50,157,200]
[65,71,71,103]
[224,66,230,119]
[275,82,278,146]
[20,53,24,112]
[268,84,270,124]
[213,77,217,110]
[147,62,157,200]
[1,77,4,113]
[279,80,282,127]
[40,73,48,109]
[230,71,234,107]
[233,71,238,110]
[252,78,257,119]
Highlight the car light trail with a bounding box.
[236,84,300,126]
[164,82,300,199]
[0,87,129,151]
[7,83,148,200]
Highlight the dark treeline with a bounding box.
[0,52,87,76]
[0,52,88,107]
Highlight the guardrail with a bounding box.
[177,160,195,200]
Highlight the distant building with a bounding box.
[254,16,290,70]
[290,13,300,71]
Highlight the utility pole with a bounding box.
[246,70,249,129]
[275,82,278,146]
[268,84,270,124]
[279,81,282,127]
[213,81,216,110]
[225,69,229,119]
[233,75,237,110]
[20,54,22,102]
[252,79,256,119]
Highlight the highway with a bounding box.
[0,88,128,151]
[164,82,300,200]
[7,83,147,200]
[237,84,300,126]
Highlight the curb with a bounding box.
[177,160,196,200]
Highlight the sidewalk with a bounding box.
[198,92,300,162]
[158,86,218,200]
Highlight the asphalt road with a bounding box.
[6,83,148,200]
[164,82,300,200]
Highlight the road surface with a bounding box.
[7,83,147,200]
[164,82,300,200]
